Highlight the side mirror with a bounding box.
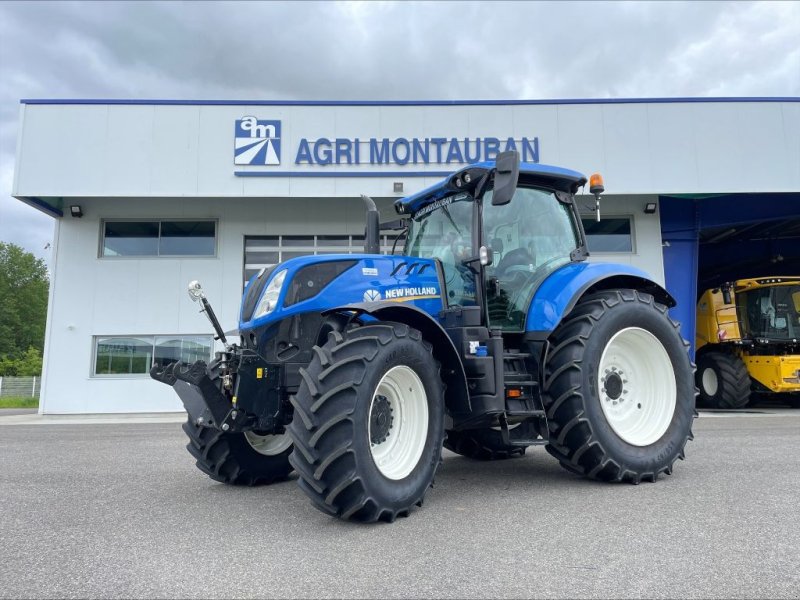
[722,285,732,305]
[492,150,520,206]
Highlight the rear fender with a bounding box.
[526,262,676,340]
[323,302,470,419]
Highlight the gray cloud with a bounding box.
[1,0,798,263]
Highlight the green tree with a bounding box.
[0,243,49,371]
[0,347,43,376]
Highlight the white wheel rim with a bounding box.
[244,430,292,456]
[597,327,676,446]
[368,365,429,480]
[701,367,718,396]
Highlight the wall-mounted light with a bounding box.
[393,182,404,194]
[69,205,83,218]
[644,202,657,214]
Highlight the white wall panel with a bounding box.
[150,106,201,196]
[16,105,108,196]
[555,104,607,180]
[783,103,800,182]
[644,104,700,193]
[601,104,653,193]
[102,105,154,194]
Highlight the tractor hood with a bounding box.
[395,161,587,215]
[239,254,444,331]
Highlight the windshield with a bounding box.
[484,187,580,330]
[738,285,800,341]
[403,186,581,328]
[405,192,477,306]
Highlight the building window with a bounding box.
[93,335,214,376]
[102,220,216,257]
[243,232,406,284]
[581,217,634,253]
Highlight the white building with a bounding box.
[12,98,800,414]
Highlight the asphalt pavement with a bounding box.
[1,412,798,599]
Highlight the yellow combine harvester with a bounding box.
[696,277,800,409]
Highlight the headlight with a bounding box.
[253,269,287,319]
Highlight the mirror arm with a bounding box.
[474,172,490,200]
[594,192,602,222]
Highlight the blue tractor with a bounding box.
[151,152,695,522]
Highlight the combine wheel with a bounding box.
[696,351,751,409]
[444,422,538,460]
[289,322,445,522]
[182,419,293,485]
[542,289,695,484]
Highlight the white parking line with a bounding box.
[1,408,799,426]
[0,412,187,426]
[697,408,800,418]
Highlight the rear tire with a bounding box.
[444,422,538,460]
[289,322,445,522]
[542,289,695,484]
[182,419,293,485]
[696,351,751,409]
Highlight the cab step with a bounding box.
[498,411,548,447]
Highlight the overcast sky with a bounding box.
[1,0,798,264]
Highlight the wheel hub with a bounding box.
[370,394,394,445]
[604,370,624,401]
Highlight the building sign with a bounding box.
[234,116,538,176]
[235,117,281,165]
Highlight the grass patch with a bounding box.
[0,396,39,409]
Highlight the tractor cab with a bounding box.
[397,155,590,333]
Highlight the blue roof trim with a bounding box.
[16,197,63,218]
[235,171,454,178]
[19,97,800,106]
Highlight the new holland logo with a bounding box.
[234,116,281,165]
[363,289,382,302]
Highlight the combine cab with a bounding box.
[152,152,696,522]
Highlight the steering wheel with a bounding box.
[495,247,535,279]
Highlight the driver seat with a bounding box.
[492,240,536,277]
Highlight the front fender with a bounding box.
[525,262,675,339]
[323,302,470,420]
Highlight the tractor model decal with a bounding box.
[384,286,439,301]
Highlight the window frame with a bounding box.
[242,232,406,286]
[91,334,215,378]
[580,215,636,254]
[99,218,219,259]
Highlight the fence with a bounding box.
[0,376,41,398]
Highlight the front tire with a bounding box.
[542,290,695,483]
[696,351,751,409]
[289,322,445,522]
[182,419,293,485]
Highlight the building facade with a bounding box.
[12,98,800,413]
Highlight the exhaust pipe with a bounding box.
[361,195,380,254]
